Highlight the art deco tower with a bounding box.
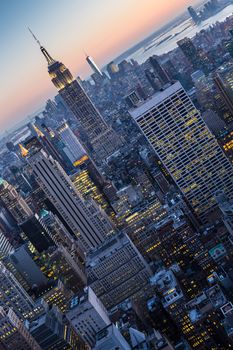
[30,30,122,163]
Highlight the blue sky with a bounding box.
[1,0,200,131]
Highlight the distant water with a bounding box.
[126,5,233,63]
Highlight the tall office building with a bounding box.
[0,307,41,350]
[38,209,77,253]
[0,229,13,256]
[29,306,86,350]
[213,63,233,124]
[93,324,131,350]
[149,56,170,85]
[57,122,86,166]
[20,213,54,253]
[216,192,233,236]
[187,6,201,24]
[66,287,111,347]
[226,29,233,59]
[106,61,119,79]
[0,261,35,319]
[86,54,103,77]
[70,156,116,221]
[41,245,86,293]
[28,149,114,253]
[8,244,48,289]
[177,37,209,72]
[30,124,65,166]
[31,31,122,162]
[130,82,233,222]
[86,232,152,309]
[0,178,33,224]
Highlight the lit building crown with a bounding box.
[29,28,73,90]
[32,124,45,138]
[19,143,29,157]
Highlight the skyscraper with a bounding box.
[0,307,41,350]
[86,54,103,77]
[149,56,170,85]
[0,229,13,256]
[66,287,111,347]
[177,37,209,72]
[29,306,86,350]
[27,149,114,253]
[0,261,35,319]
[30,31,122,162]
[56,122,87,166]
[187,6,201,24]
[213,63,233,124]
[0,178,33,225]
[130,81,233,222]
[86,232,152,309]
[93,324,131,350]
[226,29,233,59]
[20,214,54,253]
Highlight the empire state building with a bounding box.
[30,30,122,163]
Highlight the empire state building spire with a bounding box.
[30,31,123,163]
[29,28,73,90]
[28,28,55,65]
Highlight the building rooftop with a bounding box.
[29,314,47,332]
[86,232,128,266]
[150,268,184,307]
[129,81,181,119]
[186,285,227,323]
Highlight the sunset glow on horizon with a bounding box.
[1,0,201,131]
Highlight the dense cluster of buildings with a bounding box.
[0,6,233,350]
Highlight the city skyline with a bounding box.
[1,0,201,131]
[0,0,233,347]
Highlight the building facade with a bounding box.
[131,82,233,222]
[28,149,114,253]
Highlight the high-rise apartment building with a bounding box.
[28,149,114,253]
[130,82,233,222]
[31,33,122,162]
[0,307,41,350]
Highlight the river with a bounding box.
[126,4,233,63]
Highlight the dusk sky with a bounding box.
[1,0,200,131]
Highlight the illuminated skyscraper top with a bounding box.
[29,28,73,90]
[30,29,122,162]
